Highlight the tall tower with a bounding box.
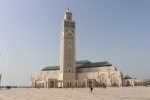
[60,7,76,80]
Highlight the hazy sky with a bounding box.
[0,0,150,86]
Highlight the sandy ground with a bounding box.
[0,86,150,100]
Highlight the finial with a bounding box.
[68,6,69,10]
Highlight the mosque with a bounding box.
[30,8,150,88]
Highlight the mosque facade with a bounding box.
[30,8,150,88]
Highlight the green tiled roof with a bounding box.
[76,60,91,67]
[42,66,59,71]
[76,60,91,64]
[42,60,112,71]
[124,75,132,79]
[77,61,112,68]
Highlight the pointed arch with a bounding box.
[111,73,119,86]
[100,74,107,85]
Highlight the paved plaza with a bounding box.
[0,86,150,100]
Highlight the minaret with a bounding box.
[60,7,76,80]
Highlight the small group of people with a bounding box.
[6,86,11,89]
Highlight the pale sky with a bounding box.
[0,0,150,86]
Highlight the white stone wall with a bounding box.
[31,66,123,87]
[31,70,60,87]
[76,66,117,73]
[123,79,134,86]
[134,79,150,86]
[123,79,150,86]
[76,66,123,86]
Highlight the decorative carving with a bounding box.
[67,44,72,50]
[64,21,75,28]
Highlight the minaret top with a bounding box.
[66,6,71,13]
[64,7,72,21]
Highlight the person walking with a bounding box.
[90,86,93,93]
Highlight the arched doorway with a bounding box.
[82,82,85,88]
[89,81,92,87]
[100,74,107,86]
[101,77,107,86]
[75,82,77,87]
[113,83,117,87]
[67,82,69,87]
[51,81,54,88]
[70,82,72,87]
[78,82,81,88]
[126,81,130,86]
[111,76,118,87]
[57,82,62,87]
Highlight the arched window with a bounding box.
[69,70,70,73]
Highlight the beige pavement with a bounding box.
[0,86,150,100]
